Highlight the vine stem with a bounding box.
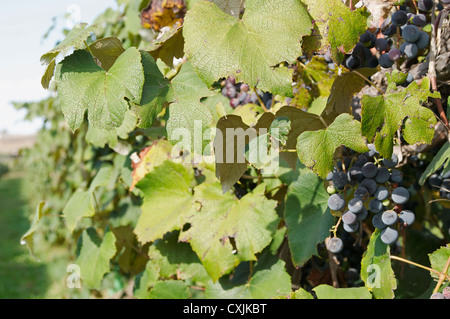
[352,70,385,96]
[433,255,450,294]
[390,255,450,281]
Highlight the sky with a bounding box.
[0,0,118,135]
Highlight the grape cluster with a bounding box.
[326,145,415,252]
[344,0,436,71]
[427,167,450,200]
[221,76,273,110]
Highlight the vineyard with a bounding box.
[12,0,450,301]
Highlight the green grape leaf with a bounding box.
[20,201,46,261]
[289,288,314,299]
[147,26,185,69]
[75,227,117,289]
[147,231,210,283]
[85,111,138,148]
[361,77,439,159]
[136,51,173,129]
[313,285,372,299]
[134,161,195,244]
[63,166,114,233]
[166,61,215,153]
[325,67,378,115]
[111,226,149,276]
[302,0,369,63]
[428,245,450,279]
[55,47,144,131]
[40,22,96,89]
[133,261,159,299]
[179,182,279,281]
[297,113,369,178]
[361,229,396,299]
[212,0,244,17]
[419,142,450,185]
[205,256,291,298]
[284,165,335,266]
[275,106,325,169]
[214,115,251,194]
[183,0,312,96]
[148,280,190,299]
[88,37,125,71]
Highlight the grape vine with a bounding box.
[16,0,450,300]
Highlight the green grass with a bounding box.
[0,173,50,298]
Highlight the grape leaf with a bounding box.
[55,47,144,131]
[183,0,312,96]
[428,245,450,279]
[136,51,173,129]
[313,285,372,299]
[214,115,251,193]
[296,113,369,178]
[301,0,369,62]
[40,22,96,89]
[179,182,279,281]
[130,139,174,191]
[148,280,190,299]
[88,37,125,71]
[212,0,244,17]
[284,165,335,266]
[205,255,291,298]
[361,77,440,159]
[166,61,216,153]
[85,110,138,148]
[361,229,396,299]
[134,161,195,244]
[147,231,210,283]
[325,67,378,115]
[133,261,159,299]
[63,166,114,233]
[20,201,46,261]
[75,227,117,289]
[147,26,185,69]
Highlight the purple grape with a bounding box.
[412,14,427,27]
[391,187,410,205]
[402,25,421,42]
[418,0,433,12]
[381,227,399,245]
[369,199,384,213]
[362,162,377,178]
[382,210,398,226]
[401,42,419,59]
[375,38,389,52]
[380,53,394,68]
[342,210,358,225]
[388,48,401,61]
[430,292,445,299]
[326,237,344,253]
[399,210,415,226]
[328,193,346,211]
[391,10,408,26]
[415,31,430,50]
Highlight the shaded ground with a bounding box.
[0,173,49,298]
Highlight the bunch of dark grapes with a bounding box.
[221,76,273,110]
[427,166,450,199]
[344,0,438,71]
[325,144,415,253]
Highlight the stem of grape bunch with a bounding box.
[390,255,450,282]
